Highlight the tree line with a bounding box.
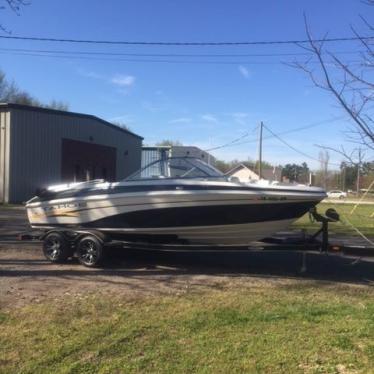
[156,140,374,190]
[0,69,69,110]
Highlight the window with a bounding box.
[126,157,225,181]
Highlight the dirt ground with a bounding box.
[0,206,373,310]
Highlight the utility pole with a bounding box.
[258,121,263,179]
[356,148,362,195]
[207,137,211,165]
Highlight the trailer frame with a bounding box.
[17,207,374,267]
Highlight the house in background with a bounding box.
[227,164,282,182]
[226,164,260,181]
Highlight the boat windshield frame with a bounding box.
[125,157,226,181]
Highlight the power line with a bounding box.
[263,124,320,162]
[0,34,372,46]
[209,116,346,150]
[205,132,251,152]
[0,50,364,65]
[0,46,363,58]
[236,116,346,146]
[206,118,344,166]
[262,124,341,166]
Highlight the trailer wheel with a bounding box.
[43,232,71,263]
[77,235,104,267]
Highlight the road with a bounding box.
[323,199,374,205]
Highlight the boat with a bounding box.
[25,157,326,245]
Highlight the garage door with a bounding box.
[61,138,116,182]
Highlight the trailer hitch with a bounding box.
[309,207,340,252]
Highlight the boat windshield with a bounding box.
[126,157,226,181]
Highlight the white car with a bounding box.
[327,190,347,199]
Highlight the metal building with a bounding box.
[141,146,171,178]
[171,146,216,164]
[0,103,143,203]
[141,145,216,170]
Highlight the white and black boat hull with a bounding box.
[26,185,325,245]
[96,220,296,244]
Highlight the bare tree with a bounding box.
[319,149,330,189]
[111,120,132,132]
[292,10,374,153]
[0,0,29,33]
[156,140,183,146]
[0,69,69,109]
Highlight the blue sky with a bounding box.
[0,0,372,169]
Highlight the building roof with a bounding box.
[226,163,259,177]
[172,145,209,153]
[227,163,282,180]
[0,102,143,140]
[142,145,172,150]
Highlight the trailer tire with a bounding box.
[77,235,104,267]
[43,232,71,263]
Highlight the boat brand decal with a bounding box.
[30,202,87,218]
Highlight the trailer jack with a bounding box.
[309,207,340,252]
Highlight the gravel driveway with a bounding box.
[0,206,373,310]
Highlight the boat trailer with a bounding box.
[18,207,374,267]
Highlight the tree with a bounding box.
[253,160,273,172]
[341,160,373,191]
[281,162,310,183]
[48,99,69,111]
[155,140,183,147]
[362,161,374,175]
[361,171,374,189]
[1,5,68,109]
[213,158,278,175]
[0,0,29,33]
[212,159,249,173]
[340,162,357,191]
[0,0,27,13]
[111,121,131,132]
[0,69,69,110]
[318,150,330,189]
[293,10,374,151]
[213,159,232,173]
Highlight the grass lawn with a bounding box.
[1,283,373,374]
[292,203,374,238]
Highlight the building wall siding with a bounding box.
[8,108,142,202]
[141,148,170,168]
[141,147,171,178]
[171,146,216,164]
[0,110,11,203]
